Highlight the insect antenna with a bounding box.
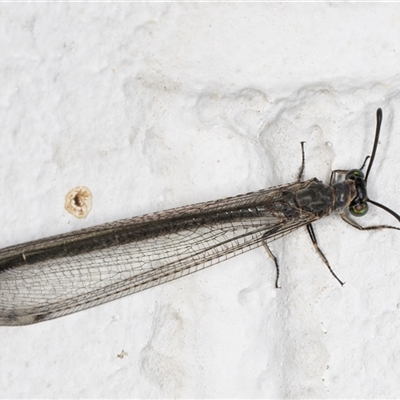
[367,198,400,223]
[365,108,382,182]
[364,108,400,223]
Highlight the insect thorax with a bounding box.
[293,180,333,216]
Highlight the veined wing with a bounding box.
[0,179,320,326]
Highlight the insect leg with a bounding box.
[330,158,370,184]
[261,237,281,289]
[359,155,370,171]
[306,223,345,285]
[340,213,400,232]
[330,169,348,185]
[297,141,306,182]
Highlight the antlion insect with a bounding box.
[0,109,399,326]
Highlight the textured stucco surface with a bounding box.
[1,3,400,398]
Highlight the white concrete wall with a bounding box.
[1,3,400,398]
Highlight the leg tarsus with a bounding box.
[297,141,306,182]
[340,213,400,231]
[262,237,281,289]
[306,223,345,286]
[359,155,370,171]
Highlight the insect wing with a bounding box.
[0,180,318,326]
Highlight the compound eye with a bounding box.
[349,202,369,217]
[345,169,365,180]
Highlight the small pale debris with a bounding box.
[117,350,128,359]
[64,186,92,219]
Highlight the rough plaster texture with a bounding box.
[1,3,400,399]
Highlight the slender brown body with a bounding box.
[1,108,398,326]
[0,178,357,326]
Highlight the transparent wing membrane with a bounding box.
[0,180,318,326]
